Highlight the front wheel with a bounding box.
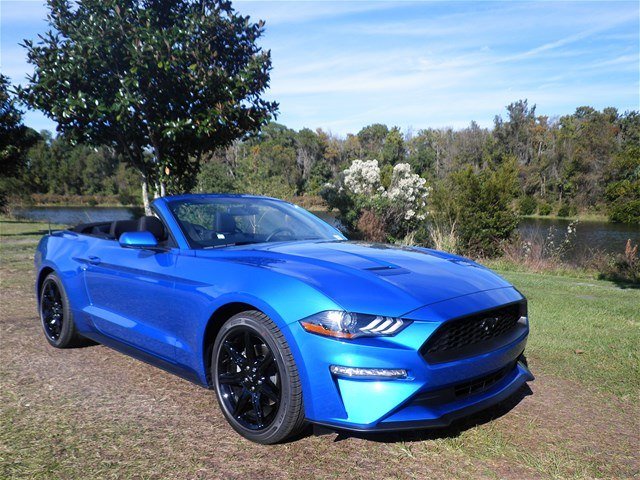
[212,310,306,444]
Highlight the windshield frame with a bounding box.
[165,195,345,250]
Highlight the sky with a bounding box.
[1,0,638,135]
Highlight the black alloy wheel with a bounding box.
[39,272,84,348]
[212,311,306,444]
[41,278,64,341]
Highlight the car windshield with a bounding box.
[167,197,344,249]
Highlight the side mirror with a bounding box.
[119,231,159,249]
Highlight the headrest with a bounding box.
[110,220,139,240]
[216,213,237,234]
[138,216,166,241]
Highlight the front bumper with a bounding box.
[287,288,533,431]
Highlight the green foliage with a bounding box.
[518,196,537,215]
[557,203,577,218]
[0,74,38,209]
[605,145,640,224]
[382,127,405,165]
[357,124,388,159]
[538,202,553,216]
[430,159,520,257]
[306,160,333,194]
[598,240,639,285]
[18,0,277,203]
[608,200,640,224]
[405,129,436,175]
[196,161,237,194]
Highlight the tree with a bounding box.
[18,0,277,214]
[430,159,520,257]
[494,100,538,166]
[295,128,324,183]
[0,74,38,209]
[357,123,388,159]
[605,145,640,224]
[382,127,405,165]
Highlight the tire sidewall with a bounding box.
[212,312,295,443]
[39,273,73,348]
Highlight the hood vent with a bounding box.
[364,265,410,276]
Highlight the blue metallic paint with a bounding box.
[35,194,532,432]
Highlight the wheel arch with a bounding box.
[36,266,55,303]
[202,301,265,387]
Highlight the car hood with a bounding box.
[196,241,513,317]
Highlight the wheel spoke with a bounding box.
[259,381,279,403]
[257,350,274,375]
[251,393,264,427]
[244,331,256,362]
[233,389,251,417]
[219,372,243,386]
[223,340,247,367]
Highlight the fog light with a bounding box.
[329,365,407,379]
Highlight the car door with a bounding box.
[81,239,179,361]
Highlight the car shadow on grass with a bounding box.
[310,384,533,444]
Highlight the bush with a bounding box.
[608,199,640,224]
[429,159,520,257]
[538,202,553,216]
[321,159,429,242]
[518,196,537,215]
[356,209,387,242]
[557,203,577,218]
[598,240,639,285]
[605,145,639,224]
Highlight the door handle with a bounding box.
[88,256,101,265]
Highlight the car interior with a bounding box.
[71,216,171,245]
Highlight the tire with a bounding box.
[39,272,85,348]
[212,310,306,444]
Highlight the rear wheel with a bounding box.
[212,310,306,444]
[39,272,84,348]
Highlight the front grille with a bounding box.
[453,363,513,398]
[409,361,518,407]
[421,301,527,363]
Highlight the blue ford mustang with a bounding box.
[35,194,532,443]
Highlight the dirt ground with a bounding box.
[1,239,638,479]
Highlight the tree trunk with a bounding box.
[160,182,166,197]
[141,175,152,216]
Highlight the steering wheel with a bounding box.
[265,227,296,242]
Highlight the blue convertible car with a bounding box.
[35,194,532,443]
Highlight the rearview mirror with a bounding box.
[119,231,158,249]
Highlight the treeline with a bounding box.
[16,131,140,204]
[177,100,640,223]
[3,100,640,224]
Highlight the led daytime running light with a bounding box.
[330,365,407,379]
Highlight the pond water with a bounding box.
[10,206,639,257]
[10,206,144,225]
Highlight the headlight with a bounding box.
[299,311,411,339]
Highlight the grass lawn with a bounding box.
[497,270,639,399]
[1,218,638,479]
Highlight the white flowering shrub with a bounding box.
[343,159,381,195]
[384,163,429,221]
[321,159,430,242]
